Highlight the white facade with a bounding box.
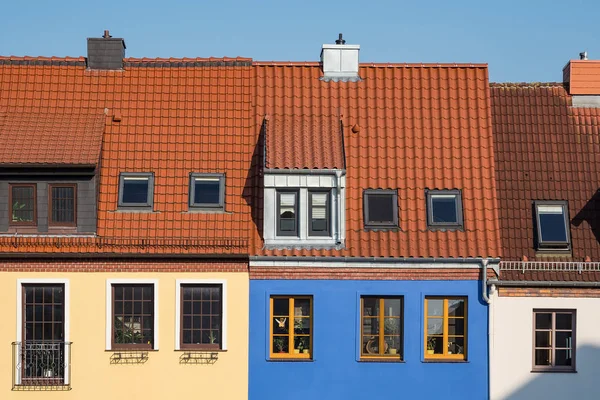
[489,286,600,400]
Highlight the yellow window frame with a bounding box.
[360,297,403,360]
[270,296,312,359]
[424,297,467,360]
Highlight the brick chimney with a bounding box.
[87,30,126,70]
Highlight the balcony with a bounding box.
[11,341,72,390]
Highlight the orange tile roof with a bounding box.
[0,57,254,255]
[265,114,345,169]
[0,111,104,166]
[491,82,600,264]
[251,63,502,258]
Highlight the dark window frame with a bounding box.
[363,189,399,230]
[48,184,77,227]
[111,284,155,350]
[118,172,154,209]
[308,190,331,237]
[533,200,571,250]
[360,296,404,360]
[188,173,225,210]
[9,183,37,226]
[532,309,576,372]
[426,189,464,230]
[276,190,299,237]
[179,284,223,350]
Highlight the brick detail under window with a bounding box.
[0,260,247,273]
[250,267,486,280]
[498,287,600,298]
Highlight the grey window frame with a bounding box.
[308,190,331,237]
[276,190,299,237]
[426,189,464,230]
[532,309,576,372]
[118,172,154,209]
[363,189,399,230]
[189,173,225,210]
[533,200,571,250]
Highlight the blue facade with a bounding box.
[249,279,488,400]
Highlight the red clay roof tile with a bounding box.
[0,111,105,166]
[491,83,600,271]
[251,63,502,258]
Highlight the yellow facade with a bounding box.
[0,271,249,400]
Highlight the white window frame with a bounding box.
[175,279,228,351]
[105,279,159,350]
[16,278,71,385]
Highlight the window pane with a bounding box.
[311,218,327,232]
[431,195,458,223]
[11,186,35,222]
[273,336,289,353]
[448,318,465,336]
[426,336,443,354]
[427,318,443,335]
[363,298,379,316]
[556,313,572,330]
[122,178,149,204]
[368,194,394,223]
[194,179,221,205]
[448,337,465,355]
[535,313,552,329]
[273,298,289,316]
[51,186,75,224]
[448,299,465,317]
[363,317,379,335]
[555,350,573,366]
[535,331,551,348]
[535,349,551,366]
[294,317,310,335]
[384,317,401,335]
[363,335,381,354]
[294,298,311,316]
[384,336,401,355]
[556,331,573,348]
[427,299,444,316]
[538,207,567,242]
[384,298,402,317]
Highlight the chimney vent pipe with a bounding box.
[580,51,588,60]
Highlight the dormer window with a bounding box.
[277,191,299,236]
[10,184,36,226]
[49,184,76,226]
[309,191,330,236]
[118,173,154,209]
[534,201,570,250]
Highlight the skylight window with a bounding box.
[118,173,154,209]
[189,173,225,210]
[426,189,463,230]
[534,201,570,250]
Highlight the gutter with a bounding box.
[488,280,600,288]
[250,255,501,263]
[481,259,490,304]
[262,168,345,175]
[335,170,343,245]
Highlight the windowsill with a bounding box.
[175,349,228,352]
[268,358,314,362]
[364,226,400,232]
[531,369,577,373]
[427,226,464,232]
[112,209,158,213]
[422,359,468,363]
[106,349,158,352]
[535,250,572,257]
[182,209,228,214]
[358,358,404,363]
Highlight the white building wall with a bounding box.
[490,287,600,400]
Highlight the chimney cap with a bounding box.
[103,30,112,39]
[335,33,346,45]
[580,51,588,60]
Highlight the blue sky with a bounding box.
[1,0,598,82]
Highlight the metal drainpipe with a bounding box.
[481,259,490,304]
[335,171,342,245]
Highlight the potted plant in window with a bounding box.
[384,317,399,355]
[297,336,310,354]
[274,337,286,353]
[427,337,436,355]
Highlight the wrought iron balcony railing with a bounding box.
[12,341,72,390]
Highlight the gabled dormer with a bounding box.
[261,115,346,249]
[0,111,103,235]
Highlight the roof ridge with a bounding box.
[490,82,564,88]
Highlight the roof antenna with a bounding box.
[335,33,346,45]
[579,51,588,60]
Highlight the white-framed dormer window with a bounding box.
[263,172,345,249]
[175,279,228,351]
[105,279,159,350]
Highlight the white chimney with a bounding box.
[320,33,360,81]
